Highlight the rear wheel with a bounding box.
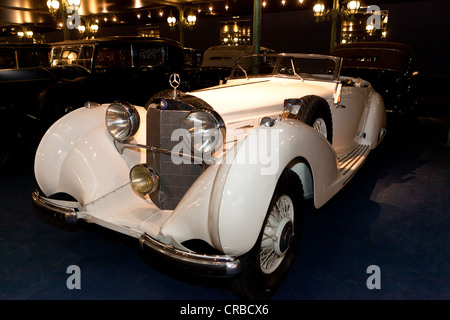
[231,169,304,300]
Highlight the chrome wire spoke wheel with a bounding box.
[313,117,328,139]
[259,194,295,274]
[231,169,304,300]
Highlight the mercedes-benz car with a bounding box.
[32,53,386,299]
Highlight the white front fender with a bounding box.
[34,104,147,205]
[161,120,341,257]
[216,120,340,255]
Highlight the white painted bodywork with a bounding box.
[34,55,386,257]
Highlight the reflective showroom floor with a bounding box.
[0,110,449,300]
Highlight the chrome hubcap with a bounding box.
[260,195,294,274]
[313,118,327,138]
[274,218,293,256]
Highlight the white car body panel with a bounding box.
[35,105,147,206]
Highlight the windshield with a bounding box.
[51,46,80,66]
[51,45,94,69]
[50,42,173,70]
[231,55,277,78]
[231,54,341,80]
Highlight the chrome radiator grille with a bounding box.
[146,107,203,210]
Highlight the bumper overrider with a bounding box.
[31,189,79,223]
[31,189,241,278]
[139,234,241,277]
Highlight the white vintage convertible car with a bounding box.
[32,53,386,299]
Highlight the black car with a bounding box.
[0,37,185,168]
[181,47,203,91]
[331,42,420,114]
[43,36,185,113]
[0,43,50,69]
[0,43,53,167]
[192,45,275,89]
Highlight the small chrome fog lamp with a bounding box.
[130,164,159,195]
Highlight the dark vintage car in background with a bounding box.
[331,42,420,114]
[0,43,53,167]
[192,45,274,89]
[45,36,185,112]
[181,47,203,91]
[0,43,50,69]
[0,37,186,168]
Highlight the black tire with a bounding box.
[230,169,305,300]
[287,95,333,144]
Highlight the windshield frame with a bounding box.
[229,53,343,82]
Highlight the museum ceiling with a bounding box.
[0,0,422,25]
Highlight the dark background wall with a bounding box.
[46,0,449,76]
[380,0,450,76]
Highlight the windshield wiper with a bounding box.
[291,59,304,82]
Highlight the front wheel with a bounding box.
[285,95,333,144]
[230,169,304,300]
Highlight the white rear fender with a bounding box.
[362,91,387,148]
[34,104,147,205]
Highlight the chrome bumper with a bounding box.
[139,233,241,278]
[31,190,241,278]
[31,189,78,223]
[32,189,241,277]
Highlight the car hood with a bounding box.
[0,67,56,82]
[189,77,336,123]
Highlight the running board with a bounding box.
[338,144,370,176]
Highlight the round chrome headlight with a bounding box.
[130,164,159,195]
[105,101,140,141]
[184,109,225,154]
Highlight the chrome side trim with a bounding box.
[139,233,241,278]
[31,189,78,223]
